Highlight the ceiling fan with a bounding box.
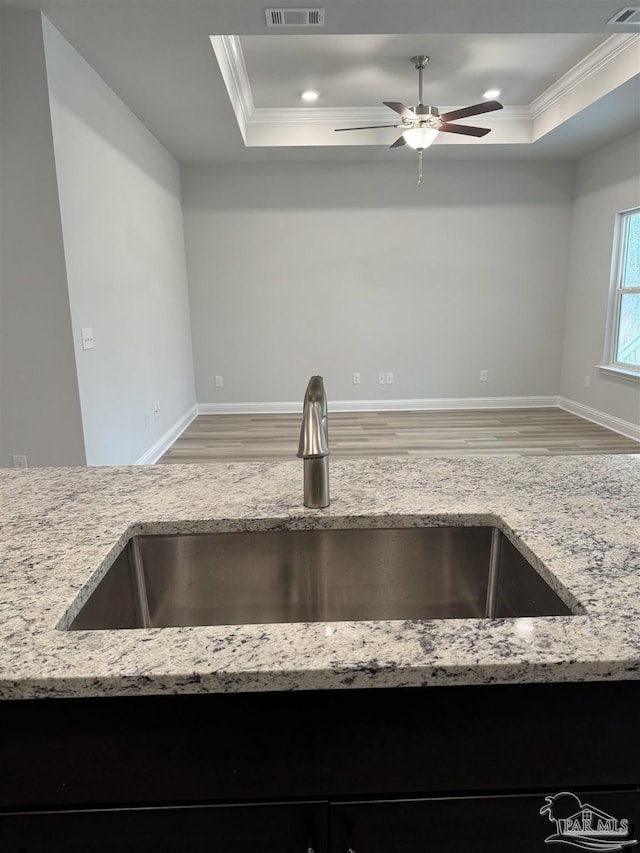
[335,55,503,186]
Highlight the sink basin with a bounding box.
[63,526,574,630]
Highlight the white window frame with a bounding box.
[600,207,640,381]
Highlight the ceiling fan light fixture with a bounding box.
[301,89,320,102]
[402,127,439,150]
[483,88,501,99]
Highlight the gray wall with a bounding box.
[182,160,575,405]
[560,130,640,426]
[0,12,196,468]
[0,11,86,467]
[40,18,196,465]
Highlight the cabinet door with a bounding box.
[331,790,640,852]
[1,800,329,853]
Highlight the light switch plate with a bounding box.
[81,327,95,350]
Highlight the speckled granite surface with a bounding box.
[0,455,639,700]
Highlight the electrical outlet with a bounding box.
[584,375,591,389]
[386,372,394,385]
[153,401,160,419]
[11,454,28,470]
[480,370,488,382]
[352,372,361,385]
[215,375,224,388]
[378,372,386,385]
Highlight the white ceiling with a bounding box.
[240,33,606,107]
[4,0,640,163]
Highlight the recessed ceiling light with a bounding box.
[301,89,319,102]
[483,88,501,99]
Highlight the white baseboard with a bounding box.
[557,397,640,442]
[138,399,638,457]
[135,405,198,465]
[198,396,559,415]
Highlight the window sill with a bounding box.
[597,364,640,383]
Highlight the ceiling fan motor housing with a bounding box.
[414,105,439,117]
[412,104,442,129]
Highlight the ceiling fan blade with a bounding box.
[383,101,420,121]
[390,135,406,148]
[335,124,405,132]
[438,123,491,137]
[439,100,503,123]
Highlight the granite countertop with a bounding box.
[1,454,639,700]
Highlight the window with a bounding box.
[607,208,640,374]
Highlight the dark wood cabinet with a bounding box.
[1,681,639,850]
[4,791,639,852]
[1,802,329,853]
[331,791,640,852]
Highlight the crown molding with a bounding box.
[214,36,530,128]
[212,33,637,138]
[209,35,253,139]
[248,105,530,124]
[528,33,639,119]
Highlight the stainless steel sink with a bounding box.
[63,526,574,631]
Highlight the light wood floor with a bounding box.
[158,408,639,464]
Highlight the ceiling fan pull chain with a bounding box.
[417,149,423,187]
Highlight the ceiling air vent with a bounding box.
[265,8,325,27]
[607,6,640,25]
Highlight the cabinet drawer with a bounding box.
[1,800,329,853]
[331,790,640,852]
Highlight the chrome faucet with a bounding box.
[297,375,330,508]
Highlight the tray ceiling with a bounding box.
[6,0,639,162]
